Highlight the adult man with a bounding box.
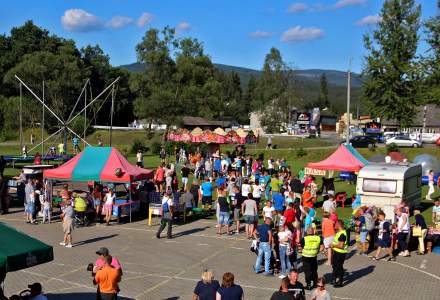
[322,195,336,214]
[300,226,324,290]
[136,150,143,168]
[286,269,305,300]
[94,247,122,274]
[181,164,190,190]
[230,185,243,234]
[60,200,74,248]
[266,135,273,150]
[331,220,348,288]
[180,188,194,215]
[204,158,212,178]
[432,198,440,225]
[200,177,213,210]
[253,217,273,276]
[28,282,47,300]
[156,191,173,239]
[94,255,121,300]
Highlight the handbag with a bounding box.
[412,226,422,237]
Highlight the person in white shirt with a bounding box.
[262,200,275,220]
[252,181,263,207]
[103,189,116,226]
[322,195,336,213]
[241,178,252,197]
[396,207,410,257]
[156,191,174,239]
[136,150,143,168]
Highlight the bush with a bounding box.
[386,143,399,154]
[296,147,307,158]
[151,142,162,155]
[130,138,149,154]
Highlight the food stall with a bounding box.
[43,147,153,222]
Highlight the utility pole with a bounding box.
[345,58,352,145]
[42,81,45,154]
[19,82,23,152]
[84,85,87,147]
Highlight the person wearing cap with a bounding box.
[156,190,174,239]
[94,255,121,300]
[94,247,122,274]
[28,282,47,300]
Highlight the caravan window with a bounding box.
[363,179,397,194]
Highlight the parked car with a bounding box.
[345,136,377,148]
[436,137,440,146]
[386,136,422,148]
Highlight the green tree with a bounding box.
[422,0,440,103]
[362,0,421,128]
[317,73,329,109]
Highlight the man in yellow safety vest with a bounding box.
[300,226,324,290]
[331,219,349,288]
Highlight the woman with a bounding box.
[277,225,292,278]
[241,178,252,198]
[396,207,410,257]
[217,187,231,235]
[427,170,435,200]
[414,208,428,255]
[103,188,116,226]
[269,277,290,300]
[193,269,220,300]
[311,277,331,300]
[241,194,258,239]
[216,272,243,300]
[92,185,102,222]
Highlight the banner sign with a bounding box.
[297,113,310,125]
[304,167,326,176]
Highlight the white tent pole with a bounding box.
[27,128,63,154]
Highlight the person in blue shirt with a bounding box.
[216,173,226,187]
[72,136,80,154]
[201,177,213,210]
[214,158,221,177]
[253,218,273,275]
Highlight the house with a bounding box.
[381,104,440,133]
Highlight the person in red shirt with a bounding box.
[154,164,165,193]
[302,186,314,208]
[283,202,295,227]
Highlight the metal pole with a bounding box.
[129,187,132,223]
[84,86,87,147]
[19,82,23,152]
[109,85,115,146]
[27,127,63,154]
[42,81,45,154]
[345,59,352,145]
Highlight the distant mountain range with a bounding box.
[119,62,363,88]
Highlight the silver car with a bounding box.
[385,136,422,148]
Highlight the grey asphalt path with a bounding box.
[1,210,440,300]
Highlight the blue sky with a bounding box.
[0,0,437,73]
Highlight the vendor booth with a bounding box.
[43,147,153,222]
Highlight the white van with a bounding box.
[356,164,422,220]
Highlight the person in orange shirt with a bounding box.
[302,186,314,208]
[321,211,336,265]
[94,255,121,300]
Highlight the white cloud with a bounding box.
[137,12,154,27]
[250,30,273,38]
[281,26,324,44]
[61,9,103,32]
[107,16,134,29]
[287,3,309,13]
[356,14,382,26]
[334,0,366,9]
[176,22,191,33]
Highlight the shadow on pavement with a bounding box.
[75,234,119,246]
[343,265,375,286]
[47,292,134,300]
[172,226,210,238]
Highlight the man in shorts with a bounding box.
[200,177,213,210]
[230,185,243,234]
[60,200,74,248]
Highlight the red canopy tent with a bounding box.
[306,144,369,172]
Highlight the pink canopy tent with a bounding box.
[306,144,369,172]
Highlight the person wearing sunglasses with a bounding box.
[310,277,331,300]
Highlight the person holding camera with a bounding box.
[93,255,121,300]
[93,247,122,275]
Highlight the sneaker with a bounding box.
[278,274,286,279]
[59,242,66,246]
[387,257,396,262]
[65,244,73,248]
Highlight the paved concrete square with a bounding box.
[1,210,440,300]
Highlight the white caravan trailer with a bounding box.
[356,164,422,220]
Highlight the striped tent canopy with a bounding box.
[43,147,153,183]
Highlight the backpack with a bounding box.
[365,213,374,231]
[163,201,169,213]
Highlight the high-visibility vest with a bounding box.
[333,229,349,253]
[302,235,321,257]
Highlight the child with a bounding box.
[372,211,394,261]
[41,194,52,224]
[321,212,335,265]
